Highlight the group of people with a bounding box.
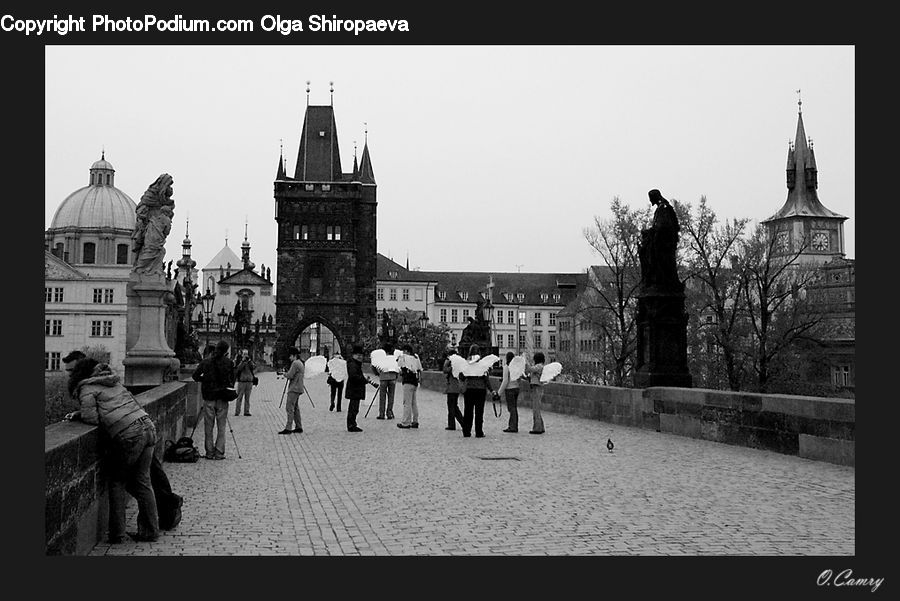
[442,345,547,437]
[62,350,183,544]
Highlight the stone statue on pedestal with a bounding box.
[633,189,692,388]
[132,174,175,277]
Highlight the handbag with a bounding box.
[218,387,238,402]
[163,437,201,463]
[252,376,259,386]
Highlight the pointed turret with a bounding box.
[294,105,343,181]
[765,104,845,222]
[358,141,375,184]
[351,141,360,182]
[276,150,286,180]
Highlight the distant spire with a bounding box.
[225,229,228,246]
[359,132,376,184]
[352,140,359,181]
[330,81,334,106]
[101,147,105,160]
[276,139,286,179]
[185,217,190,238]
[306,80,310,106]
[244,217,249,242]
[796,88,802,113]
[406,252,409,270]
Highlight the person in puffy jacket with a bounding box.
[65,358,160,543]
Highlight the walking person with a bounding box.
[525,352,547,434]
[234,348,256,417]
[344,345,368,432]
[65,357,160,542]
[327,353,345,412]
[191,339,236,459]
[497,351,520,433]
[396,344,423,429]
[373,343,398,420]
[442,347,464,430]
[459,344,496,438]
[279,347,306,434]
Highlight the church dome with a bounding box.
[49,154,136,231]
[50,184,136,230]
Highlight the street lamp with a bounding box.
[418,313,429,330]
[201,288,216,346]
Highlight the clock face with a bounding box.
[775,231,789,252]
[811,232,829,251]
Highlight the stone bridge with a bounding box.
[45,371,854,556]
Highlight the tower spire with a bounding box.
[796,88,802,113]
[330,81,334,106]
[306,80,310,106]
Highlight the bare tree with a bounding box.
[680,196,751,390]
[581,197,649,386]
[741,224,825,392]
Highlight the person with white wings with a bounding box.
[326,353,345,412]
[442,347,464,430]
[396,344,423,429]
[456,344,497,438]
[497,352,521,433]
[372,343,398,420]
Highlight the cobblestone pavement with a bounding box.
[89,372,855,556]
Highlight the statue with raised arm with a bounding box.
[132,174,175,277]
[638,189,681,292]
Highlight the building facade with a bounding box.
[44,155,136,375]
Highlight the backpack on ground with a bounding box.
[164,437,201,463]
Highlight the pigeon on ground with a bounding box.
[606,438,614,453]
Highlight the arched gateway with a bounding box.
[273,100,377,366]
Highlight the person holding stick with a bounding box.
[279,347,306,435]
[344,345,370,432]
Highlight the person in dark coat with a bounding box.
[442,347,464,430]
[191,339,235,459]
[344,345,370,432]
[459,344,495,438]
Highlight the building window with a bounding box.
[377,288,384,301]
[103,321,113,336]
[508,310,514,324]
[116,244,129,264]
[534,312,542,326]
[293,225,300,240]
[91,320,102,336]
[553,293,560,303]
[326,226,334,240]
[45,319,62,336]
[389,288,397,301]
[832,365,851,387]
[437,291,446,301]
[534,333,542,348]
[460,291,469,301]
[517,293,525,302]
[550,334,556,350]
[334,226,341,240]
[541,292,549,302]
[45,352,61,371]
[321,184,331,191]
[402,289,410,301]
[496,311,503,324]
[54,287,64,302]
[93,288,103,303]
[451,309,458,323]
[518,334,526,349]
[518,311,526,326]
[549,312,556,326]
[302,225,309,240]
[508,334,515,347]
[440,309,447,323]
[462,309,470,321]
[415,289,423,301]
[104,288,114,303]
[305,184,314,191]
[45,287,52,302]
[83,242,96,264]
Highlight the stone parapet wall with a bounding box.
[419,372,854,466]
[44,381,188,555]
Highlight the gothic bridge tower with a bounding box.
[273,92,377,362]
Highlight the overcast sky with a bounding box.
[45,45,854,280]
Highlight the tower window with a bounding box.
[293,225,300,240]
[82,242,96,264]
[106,173,111,185]
[116,244,129,264]
[302,225,309,240]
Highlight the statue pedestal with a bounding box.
[123,273,180,388]
[633,289,692,388]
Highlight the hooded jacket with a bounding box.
[75,363,149,439]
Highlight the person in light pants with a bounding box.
[397,344,423,429]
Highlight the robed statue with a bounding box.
[132,174,175,277]
[638,189,681,292]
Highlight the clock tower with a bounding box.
[762,98,847,265]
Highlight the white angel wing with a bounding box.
[540,361,563,383]
[371,348,400,373]
[370,348,386,365]
[449,354,468,378]
[304,355,327,378]
[327,357,348,382]
[478,354,500,371]
[508,355,527,380]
